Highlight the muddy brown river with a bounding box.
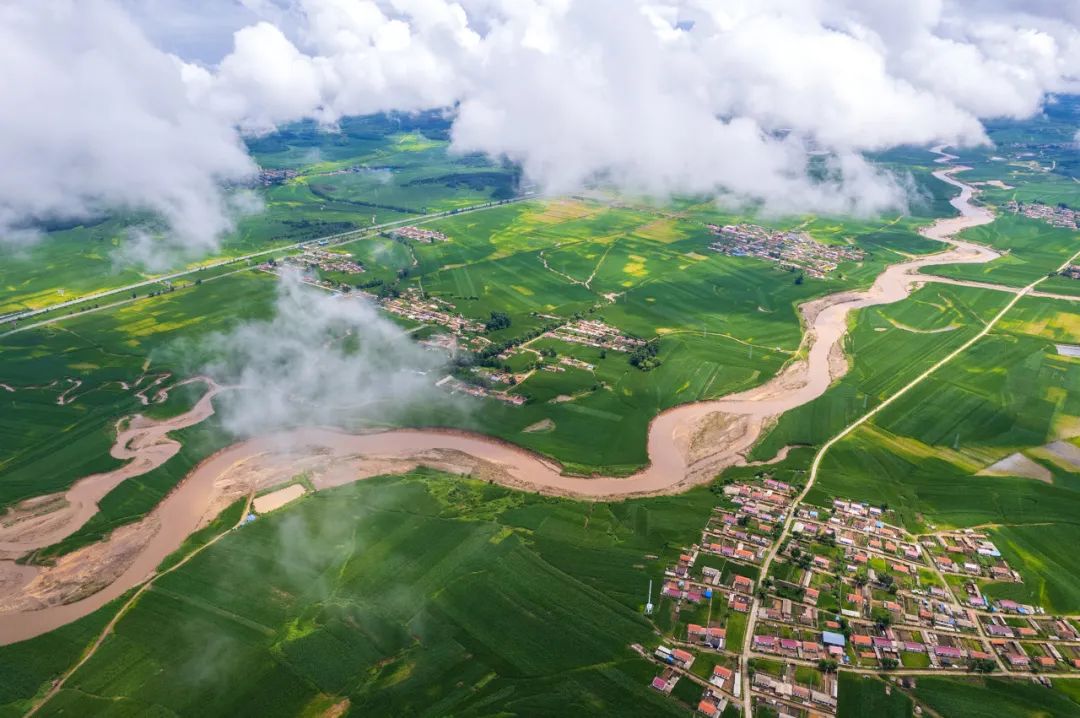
[0,150,998,645]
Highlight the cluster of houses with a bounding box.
[284,247,366,275]
[1062,264,1080,280]
[978,614,1080,672]
[260,258,351,294]
[648,641,735,718]
[1005,200,1078,229]
[751,667,838,715]
[256,167,298,185]
[707,223,864,278]
[660,547,756,616]
[638,479,1080,717]
[559,355,595,371]
[699,480,795,569]
[469,366,516,385]
[644,482,783,716]
[418,332,490,355]
[375,289,486,334]
[390,225,449,243]
[548,319,647,353]
[635,464,1080,712]
[923,530,1021,586]
[748,490,1080,681]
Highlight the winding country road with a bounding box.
[0,149,1013,645]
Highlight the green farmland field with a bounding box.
[7,88,1080,718]
[913,677,1080,718]
[0,113,516,317]
[733,269,1080,611]
[927,214,1080,288]
[378,194,951,473]
[5,471,716,718]
[0,271,277,511]
[982,523,1080,614]
[749,283,1011,469]
[837,673,911,718]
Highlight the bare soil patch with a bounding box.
[977,452,1053,483]
[252,484,306,514]
[523,418,555,433]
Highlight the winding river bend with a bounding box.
[0,149,997,645]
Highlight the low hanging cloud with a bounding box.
[1,0,1078,257]
[0,1,256,259]
[198,271,451,437]
[189,0,1079,217]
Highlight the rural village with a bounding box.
[639,468,1080,718]
[707,224,865,279]
[1005,200,1079,229]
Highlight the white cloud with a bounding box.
[0,0,257,258]
[2,0,1079,258]
[191,0,1080,215]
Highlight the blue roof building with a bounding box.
[821,631,846,647]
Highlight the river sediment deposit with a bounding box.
[0,149,999,645]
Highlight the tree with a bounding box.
[881,657,899,670]
[485,311,511,332]
[817,659,838,673]
[873,612,893,631]
[629,340,661,371]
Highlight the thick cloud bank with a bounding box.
[0,1,256,257]
[2,0,1078,254]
